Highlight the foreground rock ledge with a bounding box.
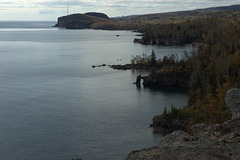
[126,88,240,160]
[126,128,240,160]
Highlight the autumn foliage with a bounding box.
[185,17,240,124]
[137,13,240,126]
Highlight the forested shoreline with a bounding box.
[53,4,240,160]
[105,8,240,129]
[55,5,240,129]
[132,14,240,131]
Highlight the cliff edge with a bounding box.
[54,12,110,29]
[126,88,240,160]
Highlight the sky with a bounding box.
[0,0,240,21]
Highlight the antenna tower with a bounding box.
[67,2,69,15]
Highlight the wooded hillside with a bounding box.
[130,10,240,126]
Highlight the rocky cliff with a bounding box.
[54,12,110,29]
[126,88,240,160]
[142,72,191,88]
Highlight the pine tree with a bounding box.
[151,50,156,66]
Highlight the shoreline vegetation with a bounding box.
[123,12,240,131]
[110,50,193,89]
[55,4,240,160]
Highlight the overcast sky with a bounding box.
[0,0,239,21]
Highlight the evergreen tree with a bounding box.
[151,50,156,66]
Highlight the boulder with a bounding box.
[225,88,240,119]
[133,38,144,44]
[135,75,142,87]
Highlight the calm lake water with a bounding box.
[0,21,191,160]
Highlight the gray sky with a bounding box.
[1,0,240,21]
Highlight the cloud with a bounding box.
[0,2,14,4]
[37,0,97,7]
[1,0,240,20]
[39,10,56,14]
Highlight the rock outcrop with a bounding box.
[133,38,185,46]
[110,64,135,70]
[109,64,151,70]
[151,115,188,133]
[125,88,240,160]
[142,72,191,88]
[54,12,110,29]
[225,88,240,119]
[133,38,145,44]
[134,75,142,87]
[126,127,240,160]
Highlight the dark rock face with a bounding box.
[110,64,134,70]
[109,64,150,70]
[54,12,109,29]
[133,38,145,44]
[92,64,107,68]
[65,21,91,29]
[225,88,240,118]
[135,75,142,87]
[110,64,191,88]
[134,38,185,46]
[151,115,188,133]
[142,72,191,88]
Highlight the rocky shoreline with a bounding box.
[150,115,189,134]
[109,64,151,70]
[142,73,191,88]
[134,38,208,48]
[125,88,240,160]
[109,64,191,88]
[134,38,185,46]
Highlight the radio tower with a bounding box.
[67,2,69,15]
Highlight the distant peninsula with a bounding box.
[54,12,112,29]
[54,4,240,31]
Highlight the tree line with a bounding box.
[131,14,240,128]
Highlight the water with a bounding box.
[0,21,190,160]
